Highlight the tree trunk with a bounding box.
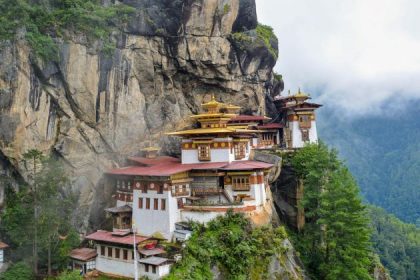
[47,240,52,275]
[33,157,38,275]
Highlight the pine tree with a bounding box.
[290,143,372,280]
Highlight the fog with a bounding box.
[257,0,420,116]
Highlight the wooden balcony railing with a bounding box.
[173,190,190,197]
[232,184,250,191]
[192,187,223,196]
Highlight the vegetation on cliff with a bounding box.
[0,0,134,60]
[368,205,420,280]
[165,211,290,280]
[0,150,79,276]
[231,23,278,59]
[289,143,372,280]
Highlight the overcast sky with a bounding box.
[256,0,420,116]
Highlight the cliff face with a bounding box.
[0,0,277,228]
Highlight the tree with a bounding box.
[0,262,34,280]
[56,270,83,280]
[290,143,372,280]
[1,150,79,275]
[23,149,44,275]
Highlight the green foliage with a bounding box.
[223,4,230,15]
[273,72,283,82]
[318,104,420,225]
[0,150,80,273]
[56,270,83,280]
[165,211,287,280]
[0,0,135,61]
[0,262,34,280]
[290,143,372,280]
[256,23,278,58]
[231,32,253,44]
[368,205,419,280]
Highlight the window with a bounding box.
[107,247,112,258]
[138,197,143,209]
[198,145,210,161]
[154,199,159,210]
[146,198,150,209]
[123,249,128,260]
[299,115,311,128]
[161,199,166,210]
[132,250,134,260]
[100,246,105,256]
[157,185,164,194]
[234,143,246,159]
[152,265,157,274]
[301,130,309,142]
[142,184,147,193]
[115,248,120,259]
[232,176,250,191]
[145,264,149,272]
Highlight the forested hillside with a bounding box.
[368,205,420,280]
[318,101,420,226]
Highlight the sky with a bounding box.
[256,0,420,116]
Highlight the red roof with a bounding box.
[0,241,8,249]
[128,156,179,166]
[221,160,273,171]
[86,231,150,245]
[257,123,283,129]
[229,115,269,122]
[184,162,229,170]
[107,164,192,176]
[69,248,97,261]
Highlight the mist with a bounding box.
[257,0,420,117]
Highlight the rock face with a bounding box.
[0,0,276,229]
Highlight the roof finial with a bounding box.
[298,87,301,94]
[288,89,291,95]
[211,94,216,101]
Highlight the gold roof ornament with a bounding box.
[201,94,223,113]
[294,88,310,103]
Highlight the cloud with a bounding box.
[256,0,420,116]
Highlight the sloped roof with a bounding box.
[229,115,270,122]
[69,248,97,261]
[86,230,149,245]
[0,241,8,249]
[221,160,273,171]
[105,205,132,214]
[138,256,170,266]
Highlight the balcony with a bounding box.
[191,187,223,196]
[172,190,190,197]
[232,184,250,191]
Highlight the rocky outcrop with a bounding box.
[0,0,277,229]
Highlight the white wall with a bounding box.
[139,263,171,280]
[96,255,138,278]
[309,121,318,143]
[0,249,3,263]
[181,210,224,224]
[182,149,199,164]
[290,120,319,148]
[132,189,180,240]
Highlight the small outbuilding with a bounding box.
[0,241,9,269]
[138,256,172,280]
[69,248,97,275]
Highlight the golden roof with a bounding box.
[166,127,259,136]
[294,88,309,99]
[201,94,222,109]
[190,113,236,119]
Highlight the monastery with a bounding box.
[70,90,321,279]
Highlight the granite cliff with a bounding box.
[0,0,278,228]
